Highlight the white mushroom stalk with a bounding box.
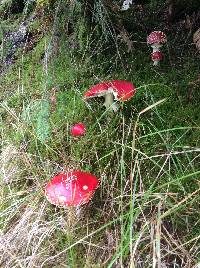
[104,87,119,112]
[151,44,162,53]
[153,60,159,66]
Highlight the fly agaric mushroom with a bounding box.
[147,31,167,52]
[45,171,99,207]
[84,80,136,112]
[151,51,163,66]
[71,123,86,136]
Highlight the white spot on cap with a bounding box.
[58,195,67,203]
[83,185,88,190]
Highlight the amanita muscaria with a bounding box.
[147,31,167,52]
[45,171,99,207]
[84,80,136,112]
[71,123,86,137]
[151,51,163,66]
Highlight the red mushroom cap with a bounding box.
[151,51,163,61]
[147,31,167,45]
[71,123,86,136]
[84,80,136,101]
[108,80,136,101]
[45,171,99,207]
[84,81,110,98]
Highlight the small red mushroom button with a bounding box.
[151,51,163,66]
[71,123,86,136]
[45,171,99,207]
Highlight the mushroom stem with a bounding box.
[153,60,159,66]
[67,207,77,229]
[104,92,119,112]
[152,47,161,53]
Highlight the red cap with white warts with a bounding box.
[84,80,136,112]
[84,80,136,101]
[151,51,163,62]
[45,171,99,207]
[84,81,110,98]
[71,123,86,136]
[147,31,167,46]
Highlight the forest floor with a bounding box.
[0,1,200,267]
